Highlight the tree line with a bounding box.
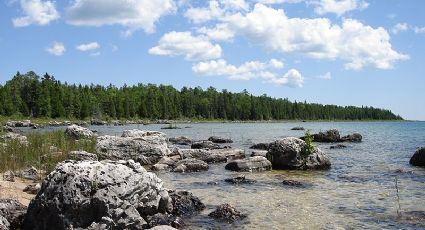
[0,71,402,121]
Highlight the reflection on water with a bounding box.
[38,122,425,229]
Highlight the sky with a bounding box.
[0,0,424,120]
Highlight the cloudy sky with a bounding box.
[0,0,424,120]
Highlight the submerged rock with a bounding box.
[410,147,425,167]
[96,129,171,165]
[209,204,247,222]
[249,143,270,150]
[208,136,233,143]
[282,179,304,187]
[23,160,171,230]
[330,144,348,149]
[65,125,94,139]
[172,159,209,173]
[225,156,272,172]
[168,190,205,217]
[267,137,331,170]
[69,151,98,161]
[0,199,27,230]
[291,127,305,131]
[224,175,256,185]
[341,133,362,142]
[250,150,267,157]
[168,136,192,146]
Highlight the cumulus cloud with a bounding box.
[184,0,249,24]
[311,0,368,16]
[76,42,100,51]
[12,0,59,27]
[46,41,65,56]
[65,0,176,35]
[391,23,408,34]
[414,26,425,34]
[192,59,301,87]
[222,4,408,70]
[317,71,332,80]
[149,31,222,61]
[197,24,235,41]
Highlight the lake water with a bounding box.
[45,121,425,229]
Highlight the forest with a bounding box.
[0,71,402,121]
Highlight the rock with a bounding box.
[179,148,244,164]
[249,143,270,150]
[250,150,267,157]
[69,151,98,161]
[23,183,41,195]
[23,160,171,230]
[225,156,272,172]
[191,141,225,150]
[96,130,171,165]
[0,199,27,230]
[2,126,20,134]
[291,127,305,130]
[0,133,28,145]
[16,166,40,181]
[145,214,183,229]
[152,163,171,171]
[168,136,192,146]
[311,129,340,143]
[2,171,14,182]
[65,125,94,139]
[267,137,331,170]
[168,190,205,217]
[282,179,303,187]
[5,120,31,128]
[410,147,425,167]
[90,119,107,126]
[341,133,362,142]
[0,215,9,230]
[208,204,247,222]
[330,144,348,149]
[224,175,255,185]
[172,159,209,173]
[208,136,233,143]
[148,225,179,230]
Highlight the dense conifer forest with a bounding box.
[0,71,402,121]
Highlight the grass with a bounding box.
[0,130,96,175]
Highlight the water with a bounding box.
[39,122,425,229]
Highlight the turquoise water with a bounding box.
[42,121,425,229]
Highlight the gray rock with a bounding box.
[16,166,40,181]
[267,137,331,170]
[23,183,41,195]
[208,204,247,222]
[341,133,362,142]
[2,171,14,182]
[0,199,27,230]
[291,127,305,130]
[69,151,98,161]
[148,225,178,230]
[224,175,255,185]
[330,144,348,149]
[168,136,192,146]
[0,133,28,146]
[172,159,209,173]
[23,160,171,230]
[90,119,107,126]
[168,190,205,217]
[152,163,171,171]
[0,215,9,230]
[65,125,94,139]
[410,147,425,167]
[145,214,184,229]
[249,143,270,150]
[311,129,341,143]
[282,179,304,187]
[225,156,272,172]
[208,136,233,143]
[191,141,225,150]
[179,148,244,164]
[250,150,267,157]
[96,130,171,165]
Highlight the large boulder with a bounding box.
[410,147,425,167]
[96,130,171,165]
[311,129,340,143]
[23,160,172,230]
[168,136,192,146]
[267,137,331,170]
[0,199,27,230]
[0,215,9,230]
[172,159,209,173]
[191,141,229,150]
[65,125,94,139]
[208,136,233,143]
[179,148,244,164]
[225,156,272,172]
[0,133,28,146]
[341,133,362,143]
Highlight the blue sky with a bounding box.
[0,0,424,120]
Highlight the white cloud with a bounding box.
[311,0,368,16]
[66,0,176,34]
[317,71,332,80]
[257,0,305,4]
[76,42,100,51]
[197,24,235,41]
[12,0,59,27]
[414,26,425,34]
[90,52,101,56]
[184,1,223,24]
[223,4,408,70]
[391,23,408,34]
[149,31,222,61]
[192,59,301,87]
[46,41,65,56]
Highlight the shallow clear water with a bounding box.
[41,122,425,229]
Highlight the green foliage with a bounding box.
[0,130,96,174]
[0,71,403,121]
[303,130,315,157]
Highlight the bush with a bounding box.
[303,130,315,157]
